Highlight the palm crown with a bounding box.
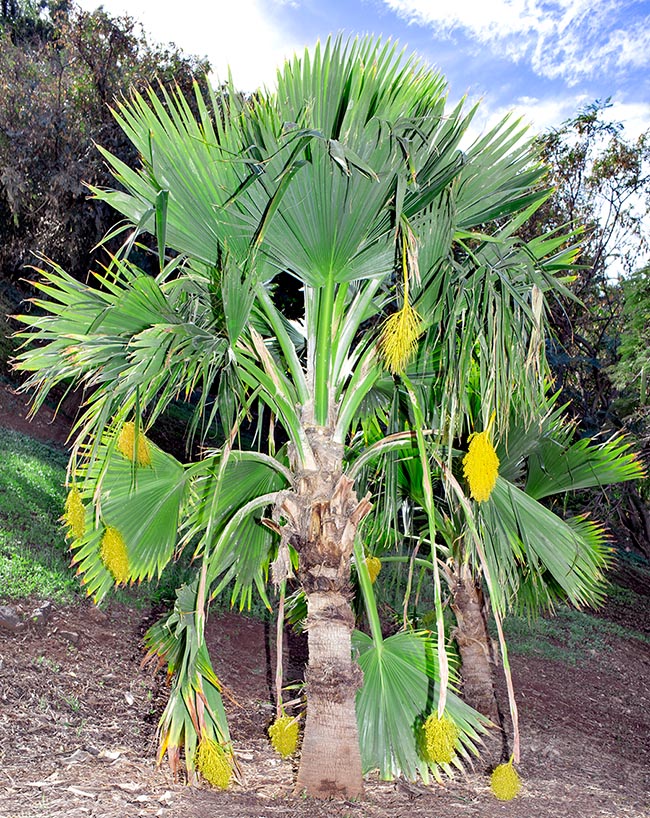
[16,35,643,798]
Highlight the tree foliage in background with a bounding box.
[519,102,650,558]
[611,265,650,404]
[0,0,57,42]
[608,265,650,555]
[0,0,209,290]
[522,101,650,432]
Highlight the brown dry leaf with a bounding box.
[61,748,93,765]
[67,785,96,798]
[99,748,123,761]
[117,781,142,792]
[23,780,59,788]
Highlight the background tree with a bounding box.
[0,0,209,376]
[609,266,650,555]
[515,101,650,559]
[611,265,650,405]
[521,101,650,432]
[0,0,53,42]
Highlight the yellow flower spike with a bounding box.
[462,421,500,503]
[365,555,382,584]
[422,713,460,764]
[100,526,130,584]
[196,737,232,789]
[117,421,152,467]
[379,231,423,375]
[268,714,299,758]
[379,302,423,374]
[64,487,85,540]
[490,758,521,801]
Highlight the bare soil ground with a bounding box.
[1,383,649,818]
[1,598,649,818]
[0,381,74,447]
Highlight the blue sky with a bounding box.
[78,0,650,139]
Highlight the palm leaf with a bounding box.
[182,452,288,608]
[68,434,188,599]
[92,442,187,580]
[354,629,488,781]
[525,433,645,499]
[480,477,611,610]
[457,115,548,228]
[144,581,232,777]
[15,256,231,452]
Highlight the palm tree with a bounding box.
[363,385,643,729]
[14,36,605,796]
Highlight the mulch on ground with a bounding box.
[0,597,648,818]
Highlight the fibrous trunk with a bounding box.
[450,563,500,721]
[296,590,363,797]
[275,428,371,798]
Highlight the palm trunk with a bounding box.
[277,430,371,798]
[295,591,363,797]
[450,563,499,721]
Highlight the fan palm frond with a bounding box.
[354,629,489,781]
[480,477,611,611]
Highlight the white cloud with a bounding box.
[459,92,588,147]
[76,0,305,91]
[461,93,649,146]
[385,0,542,39]
[382,0,650,84]
[605,101,650,141]
[200,0,308,90]
[612,25,650,69]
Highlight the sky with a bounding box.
[75,0,650,141]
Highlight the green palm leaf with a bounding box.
[480,477,611,611]
[144,581,232,778]
[15,256,231,450]
[456,115,547,228]
[354,630,488,781]
[183,452,288,609]
[69,527,115,602]
[93,443,186,578]
[525,433,645,499]
[68,434,188,600]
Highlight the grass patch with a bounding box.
[0,428,78,601]
[605,583,640,606]
[0,427,194,606]
[500,606,650,665]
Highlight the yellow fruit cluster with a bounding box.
[117,422,152,467]
[462,430,499,503]
[268,715,299,758]
[64,487,86,540]
[365,555,382,584]
[196,737,232,789]
[379,302,423,375]
[490,759,521,800]
[422,714,459,764]
[100,526,130,584]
